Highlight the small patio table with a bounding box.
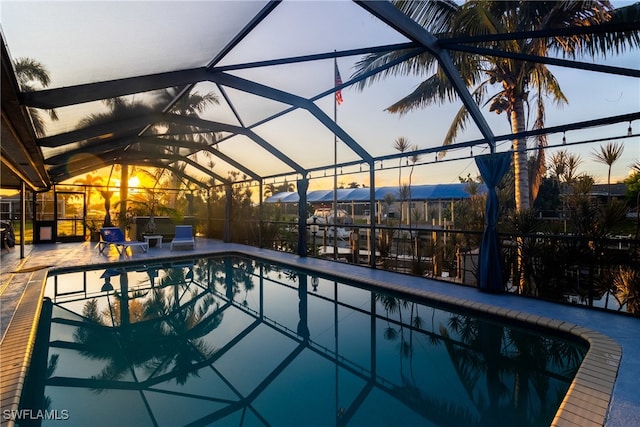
[144,235,163,249]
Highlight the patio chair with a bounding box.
[98,227,148,255]
[171,225,195,250]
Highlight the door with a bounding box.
[55,190,86,242]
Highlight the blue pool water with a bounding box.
[21,255,586,426]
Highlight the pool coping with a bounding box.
[1,245,622,427]
[0,268,48,427]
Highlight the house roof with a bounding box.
[264,183,485,203]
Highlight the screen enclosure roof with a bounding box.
[1,0,639,191]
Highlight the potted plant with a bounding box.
[84,219,102,242]
[120,188,176,246]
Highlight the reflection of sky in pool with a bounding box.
[24,256,587,426]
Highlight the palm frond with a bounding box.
[441,80,492,154]
[386,73,458,114]
[351,49,436,90]
[592,141,624,166]
[547,1,640,58]
[393,0,459,32]
[14,57,51,88]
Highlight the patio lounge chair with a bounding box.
[98,227,148,255]
[171,225,195,250]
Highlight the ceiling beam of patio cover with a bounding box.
[356,0,497,152]
[43,126,262,183]
[440,21,640,45]
[152,1,282,131]
[47,146,219,187]
[20,68,211,110]
[47,155,162,185]
[148,161,208,189]
[37,113,166,148]
[46,147,158,181]
[159,152,230,184]
[165,113,306,175]
[48,161,112,183]
[448,44,640,78]
[43,137,138,165]
[205,71,374,164]
[139,137,262,181]
[19,44,418,110]
[122,157,209,188]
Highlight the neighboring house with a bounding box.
[589,183,627,200]
[266,183,486,225]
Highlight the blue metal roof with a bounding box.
[264,191,298,203]
[265,183,485,203]
[307,190,332,202]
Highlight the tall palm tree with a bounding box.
[74,172,116,227]
[276,179,296,193]
[592,141,624,202]
[154,87,220,204]
[407,145,420,224]
[79,97,154,231]
[14,57,58,137]
[394,136,410,224]
[263,182,277,200]
[354,1,640,212]
[78,87,218,229]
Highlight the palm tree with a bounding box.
[74,172,116,227]
[79,97,154,231]
[78,86,219,228]
[263,182,277,200]
[14,57,58,137]
[276,179,296,194]
[592,142,624,202]
[353,1,639,212]
[549,151,568,188]
[407,145,420,228]
[563,153,583,186]
[154,87,220,204]
[393,136,410,224]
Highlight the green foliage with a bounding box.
[624,171,640,208]
[533,177,562,213]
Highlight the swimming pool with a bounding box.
[21,254,586,426]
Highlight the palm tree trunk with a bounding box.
[607,166,612,204]
[511,99,529,293]
[511,99,529,212]
[119,165,128,236]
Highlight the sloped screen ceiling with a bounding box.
[1,1,638,190]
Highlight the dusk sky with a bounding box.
[1,0,638,192]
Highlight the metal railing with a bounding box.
[220,218,638,317]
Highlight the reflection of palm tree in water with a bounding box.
[377,294,478,426]
[376,295,425,389]
[194,257,256,303]
[74,276,223,387]
[376,294,584,425]
[440,314,585,426]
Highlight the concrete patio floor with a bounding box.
[1,239,639,427]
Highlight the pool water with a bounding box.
[21,255,586,426]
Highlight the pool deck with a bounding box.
[1,239,639,427]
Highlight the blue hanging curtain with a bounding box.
[475,153,511,292]
[223,184,232,242]
[296,177,309,257]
